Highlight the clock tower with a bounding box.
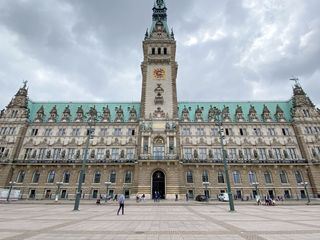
[140,0,178,120]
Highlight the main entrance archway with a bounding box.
[152,170,165,199]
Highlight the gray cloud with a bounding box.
[0,0,319,109]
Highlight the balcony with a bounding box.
[181,158,308,165]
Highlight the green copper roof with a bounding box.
[178,101,293,122]
[28,101,140,123]
[27,100,293,123]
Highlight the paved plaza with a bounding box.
[0,202,319,240]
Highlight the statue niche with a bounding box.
[181,106,190,122]
[128,106,137,122]
[102,105,111,122]
[114,106,124,122]
[75,106,84,122]
[34,105,45,122]
[61,105,71,122]
[154,84,164,105]
[195,106,203,122]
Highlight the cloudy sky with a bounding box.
[0,0,319,109]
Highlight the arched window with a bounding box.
[47,170,55,183]
[294,170,303,184]
[32,171,40,183]
[264,171,272,184]
[248,171,257,184]
[218,171,224,183]
[280,170,288,184]
[233,171,241,184]
[78,171,85,183]
[110,170,116,183]
[63,171,70,183]
[125,171,132,183]
[186,171,193,183]
[202,170,209,182]
[93,171,101,183]
[16,170,25,183]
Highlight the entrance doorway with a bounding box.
[152,170,165,199]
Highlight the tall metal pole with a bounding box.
[217,113,235,212]
[304,182,310,204]
[6,181,15,202]
[73,126,93,211]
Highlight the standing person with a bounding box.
[186,193,189,201]
[117,194,125,215]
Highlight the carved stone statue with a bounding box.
[195,106,203,122]
[235,105,244,122]
[35,106,45,122]
[61,105,71,122]
[128,106,137,122]
[222,105,231,121]
[181,105,190,121]
[106,150,110,159]
[193,149,198,159]
[48,105,58,122]
[248,105,258,122]
[275,105,286,122]
[75,106,84,122]
[114,106,124,122]
[88,106,97,122]
[262,105,272,122]
[120,150,125,159]
[102,105,111,122]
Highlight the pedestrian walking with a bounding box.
[117,194,125,215]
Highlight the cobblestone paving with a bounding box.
[0,203,319,240]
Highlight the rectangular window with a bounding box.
[282,128,289,136]
[53,148,61,160]
[24,148,32,159]
[67,148,75,159]
[228,148,237,160]
[153,146,165,160]
[8,127,15,135]
[258,148,267,160]
[31,129,38,136]
[44,128,52,136]
[268,128,276,136]
[243,148,252,160]
[58,128,66,136]
[127,128,135,136]
[111,148,119,160]
[114,128,122,136]
[152,47,155,54]
[38,148,46,159]
[239,128,246,136]
[199,148,207,160]
[97,148,104,160]
[164,48,167,55]
[183,148,192,160]
[71,128,80,136]
[253,128,261,136]
[127,148,134,160]
[288,148,297,159]
[211,128,219,136]
[213,148,222,160]
[99,128,108,137]
[182,128,191,136]
[196,128,205,136]
[274,148,282,160]
[158,47,161,54]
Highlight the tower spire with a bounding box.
[147,0,172,39]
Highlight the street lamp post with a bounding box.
[216,111,235,212]
[55,182,63,202]
[6,181,16,202]
[300,181,310,204]
[252,182,260,204]
[73,121,95,211]
[104,181,111,202]
[202,182,210,201]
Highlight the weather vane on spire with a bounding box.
[22,80,28,88]
[289,76,300,85]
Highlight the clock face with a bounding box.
[153,68,166,80]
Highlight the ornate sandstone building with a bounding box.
[0,0,320,201]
